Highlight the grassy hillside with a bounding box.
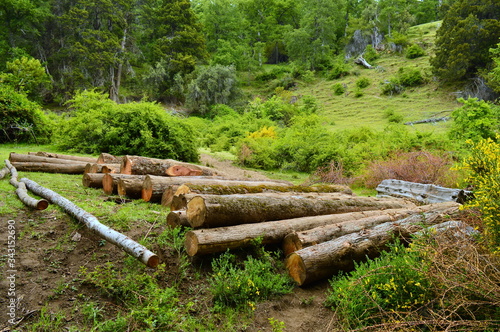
[251,21,460,135]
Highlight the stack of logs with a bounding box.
[11,151,467,286]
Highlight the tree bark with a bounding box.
[20,177,159,268]
[102,174,145,195]
[3,160,49,210]
[97,153,121,164]
[282,201,460,255]
[82,173,106,189]
[183,202,458,256]
[160,186,179,206]
[117,176,147,198]
[140,175,291,204]
[185,194,415,229]
[173,183,352,197]
[120,155,221,176]
[10,162,87,174]
[84,163,121,174]
[11,152,89,165]
[29,152,96,163]
[285,205,461,286]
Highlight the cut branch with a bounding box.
[20,177,159,268]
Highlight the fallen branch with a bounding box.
[20,177,159,268]
[3,160,49,210]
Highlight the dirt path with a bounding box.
[199,154,278,181]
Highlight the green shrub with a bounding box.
[363,45,379,63]
[56,90,199,161]
[397,67,424,87]
[355,77,371,89]
[353,87,364,97]
[383,109,404,123]
[380,80,404,95]
[0,84,52,143]
[209,250,293,311]
[326,240,432,330]
[449,98,499,142]
[406,44,426,59]
[331,83,345,95]
[327,60,350,80]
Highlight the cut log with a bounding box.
[173,183,352,197]
[0,166,9,179]
[29,151,96,163]
[3,160,49,210]
[282,201,459,255]
[10,152,88,165]
[117,176,147,198]
[376,179,473,204]
[97,153,121,164]
[82,173,106,189]
[102,174,145,195]
[185,194,415,229]
[285,205,460,286]
[166,165,203,176]
[354,56,374,69]
[10,162,87,174]
[141,175,291,204]
[184,202,459,256]
[84,163,121,174]
[167,210,190,228]
[120,155,221,176]
[20,177,158,268]
[160,186,179,206]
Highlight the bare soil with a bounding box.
[0,154,337,331]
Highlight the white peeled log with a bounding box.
[20,177,159,268]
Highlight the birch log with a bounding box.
[3,160,49,210]
[185,194,415,229]
[282,201,460,255]
[20,177,159,268]
[285,205,460,286]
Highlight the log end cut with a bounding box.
[36,199,50,210]
[146,254,160,268]
[285,253,307,286]
[167,210,190,228]
[186,196,206,228]
[282,232,303,256]
[185,231,199,256]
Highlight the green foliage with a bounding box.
[0,83,52,143]
[326,240,432,330]
[458,137,500,251]
[186,64,241,114]
[209,250,293,311]
[56,90,199,161]
[327,59,350,80]
[449,98,499,142]
[383,109,404,123]
[487,43,500,93]
[363,45,379,63]
[431,0,500,82]
[381,67,424,95]
[405,44,426,59]
[1,56,51,100]
[355,77,371,89]
[331,83,345,95]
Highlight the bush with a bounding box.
[331,83,345,95]
[363,44,379,63]
[459,137,500,251]
[383,109,404,123]
[355,77,371,89]
[360,151,457,189]
[449,98,499,142]
[209,250,293,311]
[0,84,52,143]
[56,90,199,161]
[327,60,350,80]
[406,44,426,59]
[397,67,424,87]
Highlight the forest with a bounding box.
[1,0,500,331]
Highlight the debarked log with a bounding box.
[29,151,96,163]
[120,155,220,177]
[282,201,460,255]
[185,194,416,229]
[11,161,87,174]
[183,202,458,256]
[20,177,158,268]
[285,206,461,286]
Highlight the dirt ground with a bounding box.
[0,154,338,331]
